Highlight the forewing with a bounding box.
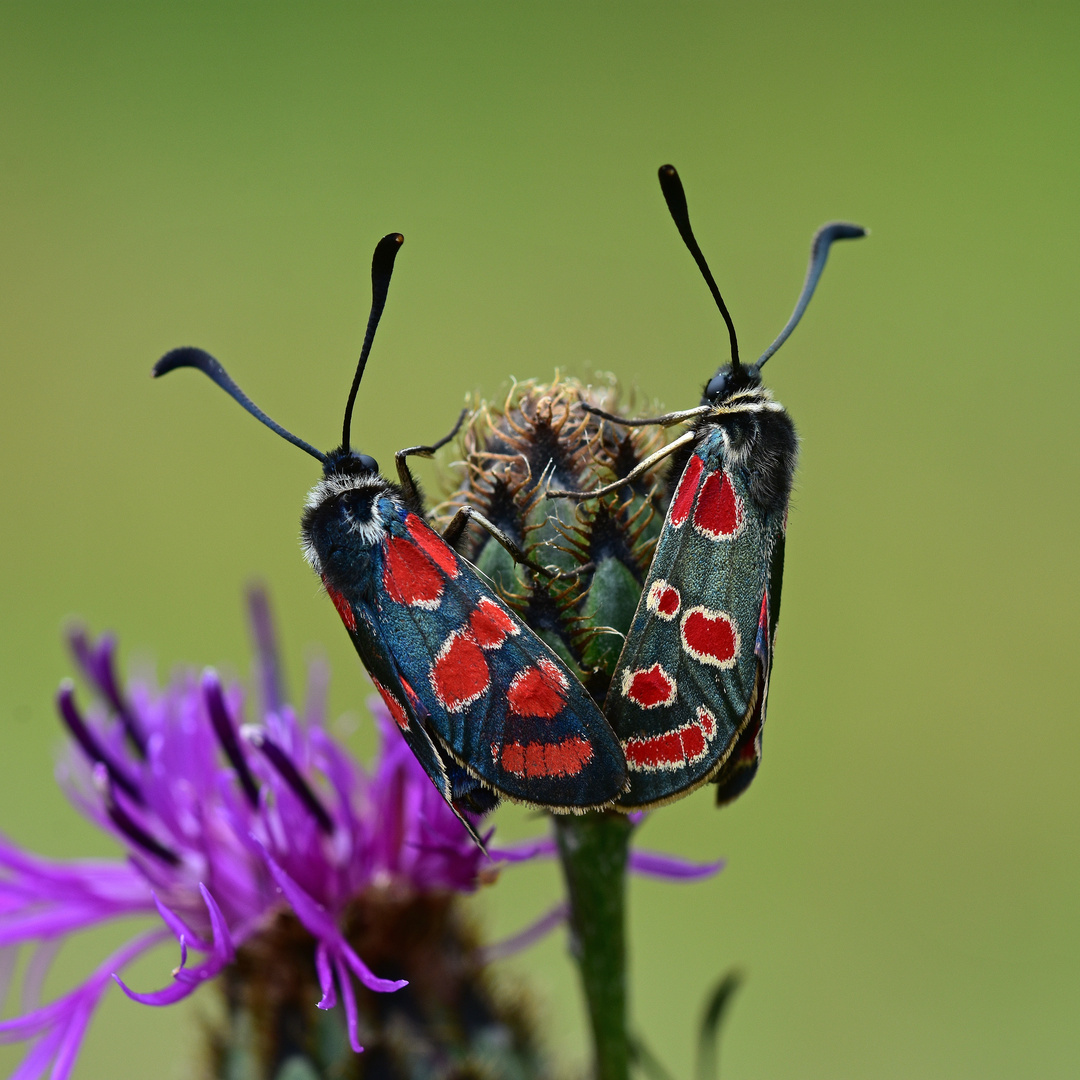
[606,430,786,809]
[711,529,785,804]
[373,510,627,810]
[321,578,490,839]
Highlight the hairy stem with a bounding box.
[554,812,632,1080]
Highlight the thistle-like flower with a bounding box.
[0,588,720,1080]
[439,375,672,701]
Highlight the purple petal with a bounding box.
[340,942,407,994]
[247,586,285,715]
[477,901,569,964]
[9,1026,63,1080]
[114,887,233,1006]
[151,894,211,954]
[315,944,336,1010]
[333,954,364,1054]
[627,850,726,881]
[48,996,95,1080]
[259,850,405,994]
[488,837,557,863]
[21,940,60,1013]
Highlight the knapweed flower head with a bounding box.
[0,592,515,1079]
[439,375,670,698]
[0,592,721,1080]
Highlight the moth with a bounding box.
[155,233,627,835]
[555,166,864,809]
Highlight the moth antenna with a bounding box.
[342,232,405,451]
[755,222,866,369]
[153,347,327,463]
[658,164,740,373]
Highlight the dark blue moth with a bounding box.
[154,233,627,833]
[559,166,864,810]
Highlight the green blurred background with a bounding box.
[1,2,1077,1077]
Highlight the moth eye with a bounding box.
[705,371,729,399]
[353,452,379,473]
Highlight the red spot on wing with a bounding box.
[382,535,445,608]
[681,606,739,668]
[324,581,357,631]
[400,678,421,708]
[692,470,744,539]
[647,580,681,619]
[623,707,717,771]
[507,657,568,719]
[469,596,520,649]
[669,454,705,527]
[429,631,490,711]
[405,514,460,578]
[621,662,677,709]
[371,676,410,731]
[496,736,593,778]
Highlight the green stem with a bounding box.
[553,811,632,1080]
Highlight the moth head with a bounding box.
[702,363,762,405]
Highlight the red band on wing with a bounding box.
[469,596,520,650]
[669,454,705,527]
[430,631,490,711]
[405,514,460,578]
[507,657,568,719]
[621,662,677,709]
[692,470,744,539]
[324,581,357,631]
[623,707,717,772]
[371,676,410,731]
[496,736,593,778]
[680,606,740,668]
[382,535,445,608]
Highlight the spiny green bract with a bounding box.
[434,376,675,706]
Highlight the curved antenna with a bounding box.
[658,164,740,372]
[342,232,405,451]
[756,222,866,369]
[153,347,327,463]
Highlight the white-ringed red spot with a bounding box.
[692,470,745,540]
[429,630,490,711]
[382,535,445,609]
[621,662,677,709]
[623,706,718,772]
[370,676,410,731]
[405,513,460,578]
[680,606,740,668]
[669,454,705,528]
[645,580,681,620]
[507,657,568,719]
[323,581,357,632]
[469,596,520,650]
[493,736,593,778]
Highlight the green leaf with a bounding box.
[695,971,743,1080]
[579,556,641,676]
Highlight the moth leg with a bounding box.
[548,428,697,502]
[395,408,468,507]
[441,504,561,580]
[578,399,711,428]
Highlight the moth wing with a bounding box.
[375,510,627,810]
[606,441,785,809]
[711,531,784,804]
[329,593,491,842]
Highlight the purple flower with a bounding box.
[0,591,723,1080]
[0,592,494,1077]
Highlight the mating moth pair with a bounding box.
[156,167,863,832]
